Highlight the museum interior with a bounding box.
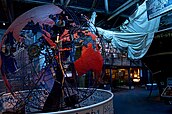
[0,0,172,114]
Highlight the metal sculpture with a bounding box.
[0,4,103,113]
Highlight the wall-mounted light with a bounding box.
[134,74,137,78]
[133,78,140,82]
[3,22,5,26]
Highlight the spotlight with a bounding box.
[2,22,5,26]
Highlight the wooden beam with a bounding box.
[15,0,49,4]
[68,6,105,13]
[6,0,14,23]
[109,0,132,15]
[120,14,130,18]
[107,0,139,21]
[91,0,97,9]
[65,0,70,7]
[104,0,109,13]
[60,0,64,5]
[0,0,8,21]
[52,0,56,4]
[0,0,14,23]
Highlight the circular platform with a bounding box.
[42,89,114,114]
[0,89,114,114]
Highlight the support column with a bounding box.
[128,68,131,90]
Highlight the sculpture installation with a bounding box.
[0,4,103,113]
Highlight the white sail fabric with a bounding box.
[90,1,160,59]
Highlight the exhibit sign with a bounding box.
[146,0,172,19]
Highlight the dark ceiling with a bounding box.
[0,0,145,29]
